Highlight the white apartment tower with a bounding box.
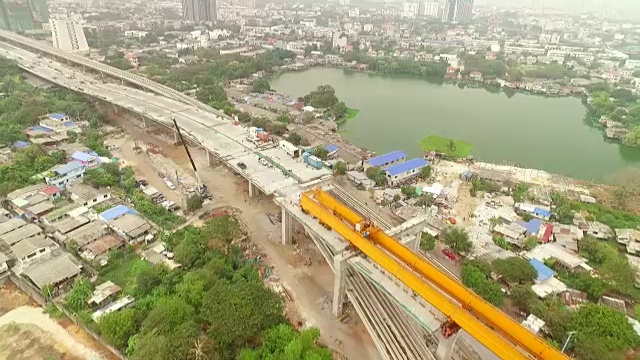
[49,19,89,53]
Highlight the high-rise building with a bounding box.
[419,2,440,17]
[50,19,89,52]
[28,0,49,23]
[182,0,217,22]
[442,0,473,23]
[0,0,11,30]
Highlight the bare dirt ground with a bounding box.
[0,283,116,360]
[106,112,381,360]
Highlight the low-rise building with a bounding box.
[80,234,125,263]
[526,243,592,271]
[99,205,138,223]
[45,161,87,189]
[0,251,8,273]
[10,236,58,268]
[0,224,44,246]
[67,183,112,208]
[384,158,429,186]
[367,150,408,169]
[0,218,27,236]
[22,252,82,290]
[108,214,152,242]
[70,151,99,167]
[88,281,122,308]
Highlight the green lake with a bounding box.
[270,67,640,182]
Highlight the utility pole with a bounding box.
[562,331,577,353]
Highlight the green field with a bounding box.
[346,108,360,119]
[419,135,473,159]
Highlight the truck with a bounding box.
[303,152,323,169]
[279,140,300,158]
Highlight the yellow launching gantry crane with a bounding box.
[300,189,571,360]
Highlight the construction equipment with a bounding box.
[300,191,531,360]
[171,117,208,197]
[305,189,571,360]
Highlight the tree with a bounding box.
[237,324,332,360]
[64,277,93,312]
[524,236,539,251]
[440,227,472,254]
[420,233,436,251]
[311,147,329,160]
[461,261,504,306]
[287,132,303,146]
[492,257,537,284]
[571,303,640,355]
[142,296,195,335]
[329,101,348,120]
[420,165,431,180]
[275,114,291,124]
[202,281,284,354]
[67,130,78,143]
[303,85,339,108]
[251,78,271,93]
[135,264,169,296]
[334,161,347,175]
[99,308,138,349]
[365,167,387,186]
[401,186,419,198]
[509,285,540,313]
[187,194,204,212]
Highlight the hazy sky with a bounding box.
[478,0,640,16]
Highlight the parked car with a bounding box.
[237,162,247,170]
[163,178,176,190]
[442,248,457,261]
[447,217,457,225]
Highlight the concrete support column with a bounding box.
[281,207,293,245]
[112,104,118,114]
[248,182,255,198]
[173,131,180,144]
[332,251,355,318]
[435,331,461,360]
[140,115,147,128]
[206,150,215,167]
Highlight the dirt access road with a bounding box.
[0,282,117,360]
[106,113,381,360]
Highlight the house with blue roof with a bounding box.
[71,151,99,167]
[529,258,555,283]
[517,218,543,236]
[367,150,408,168]
[99,205,138,222]
[384,158,429,186]
[44,161,87,189]
[13,141,30,150]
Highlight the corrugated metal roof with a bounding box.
[534,208,551,218]
[529,258,555,282]
[99,205,137,222]
[23,253,81,289]
[518,218,543,235]
[49,113,68,120]
[13,140,30,149]
[28,125,54,133]
[53,161,85,176]
[71,151,95,162]
[368,150,407,167]
[384,158,429,177]
[325,144,340,153]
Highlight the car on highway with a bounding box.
[237,162,247,170]
[442,248,457,261]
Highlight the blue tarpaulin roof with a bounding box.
[48,113,68,120]
[13,141,30,149]
[517,218,543,235]
[325,144,340,154]
[534,208,552,218]
[63,121,76,127]
[384,158,429,177]
[368,150,408,167]
[529,258,555,282]
[99,205,138,222]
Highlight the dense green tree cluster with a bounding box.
[92,217,325,360]
[302,85,339,109]
[462,55,507,78]
[460,260,504,306]
[0,145,66,196]
[342,51,448,78]
[492,257,537,284]
[440,227,473,254]
[365,167,387,186]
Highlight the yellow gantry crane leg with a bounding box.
[300,193,531,360]
[312,190,570,360]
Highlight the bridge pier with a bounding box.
[332,251,356,318]
[140,115,147,128]
[281,207,293,245]
[435,331,460,360]
[173,131,180,144]
[248,182,260,198]
[401,232,421,252]
[206,150,215,167]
